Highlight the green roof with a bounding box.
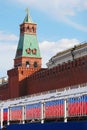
[23,14,33,23]
[15,34,41,58]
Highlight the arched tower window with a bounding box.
[27,26,29,30]
[32,48,37,54]
[32,27,34,32]
[27,26,30,32]
[34,62,38,68]
[26,61,30,68]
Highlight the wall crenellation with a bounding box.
[28,56,87,81]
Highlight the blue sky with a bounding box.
[0,0,87,77]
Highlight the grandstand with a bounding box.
[0,83,87,129]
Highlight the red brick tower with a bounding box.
[8,9,42,98]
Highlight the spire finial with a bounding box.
[26,8,29,16]
[23,8,33,23]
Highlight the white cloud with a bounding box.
[11,0,87,32]
[62,17,87,32]
[0,43,17,77]
[12,0,87,14]
[39,38,79,67]
[0,31,18,41]
[0,32,18,77]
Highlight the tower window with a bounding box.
[26,61,30,68]
[26,48,31,54]
[27,26,29,30]
[34,62,38,68]
[32,48,37,54]
[32,27,34,32]
[27,26,30,32]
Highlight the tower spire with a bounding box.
[26,8,29,16]
[23,8,33,23]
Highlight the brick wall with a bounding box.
[27,56,87,94]
[0,83,8,100]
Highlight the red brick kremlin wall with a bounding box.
[27,56,87,94]
[0,84,8,100]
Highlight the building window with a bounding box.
[32,48,37,54]
[26,61,30,68]
[26,48,31,54]
[32,27,34,32]
[21,71,23,75]
[34,62,38,68]
[27,26,29,30]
